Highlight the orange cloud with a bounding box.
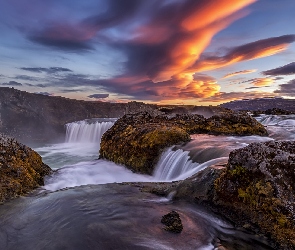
[152,0,256,83]
[188,41,292,73]
[251,78,274,87]
[223,69,257,79]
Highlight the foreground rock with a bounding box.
[161,210,183,233]
[0,133,52,203]
[100,111,267,174]
[165,141,295,249]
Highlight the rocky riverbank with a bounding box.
[142,140,295,249]
[0,133,52,203]
[100,111,267,174]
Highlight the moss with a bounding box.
[0,135,52,203]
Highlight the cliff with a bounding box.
[0,87,157,143]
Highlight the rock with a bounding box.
[166,141,295,249]
[100,111,267,174]
[214,140,295,249]
[99,112,190,174]
[0,133,52,203]
[161,210,183,233]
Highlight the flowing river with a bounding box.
[0,114,294,249]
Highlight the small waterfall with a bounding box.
[153,148,199,180]
[256,115,295,126]
[153,148,229,181]
[65,120,114,143]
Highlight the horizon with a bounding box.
[1,0,295,105]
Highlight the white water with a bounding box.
[256,114,295,127]
[65,120,114,143]
[33,115,295,192]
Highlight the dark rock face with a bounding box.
[161,210,183,233]
[0,133,52,203]
[0,87,157,143]
[169,141,295,249]
[100,111,267,174]
[214,141,295,248]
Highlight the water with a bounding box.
[1,115,294,249]
[0,184,274,250]
[34,115,295,190]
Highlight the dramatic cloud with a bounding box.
[262,62,295,76]
[223,69,257,79]
[20,67,72,74]
[274,79,295,96]
[22,0,256,100]
[188,35,295,73]
[88,93,109,99]
[2,81,23,86]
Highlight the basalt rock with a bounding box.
[169,141,295,249]
[0,133,52,203]
[100,111,267,174]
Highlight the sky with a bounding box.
[0,0,295,105]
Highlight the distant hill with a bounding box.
[220,97,295,112]
[0,87,156,143]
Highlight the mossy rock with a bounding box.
[0,133,52,203]
[100,122,190,174]
[214,141,295,249]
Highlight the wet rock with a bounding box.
[167,141,295,249]
[161,210,183,233]
[0,133,52,203]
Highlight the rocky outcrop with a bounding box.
[0,133,52,203]
[99,112,191,174]
[100,111,267,174]
[0,87,157,143]
[167,141,295,249]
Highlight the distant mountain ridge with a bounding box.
[0,87,156,143]
[220,97,295,112]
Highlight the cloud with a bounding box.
[34,92,53,96]
[2,81,23,86]
[202,91,277,103]
[29,22,95,51]
[88,93,109,99]
[251,78,273,87]
[223,69,257,79]
[20,67,72,74]
[274,79,295,96]
[262,62,295,76]
[14,75,39,81]
[188,35,295,73]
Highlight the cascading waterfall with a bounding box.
[256,114,295,126]
[153,147,228,181]
[65,120,114,143]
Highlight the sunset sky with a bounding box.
[0,0,295,105]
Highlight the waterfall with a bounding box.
[65,120,114,143]
[256,115,295,126]
[153,148,228,181]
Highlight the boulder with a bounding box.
[169,141,295,249]
[0,133,52,203]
